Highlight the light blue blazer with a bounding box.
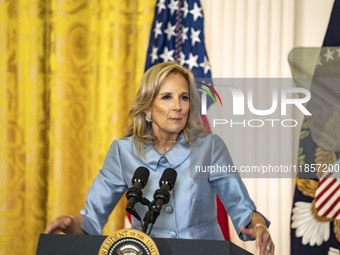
[81,133,269,241]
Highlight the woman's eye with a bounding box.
[181,95,189,101]
[161,95,171,100]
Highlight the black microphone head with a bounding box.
[132,166,150,188]
[159,168,177,190]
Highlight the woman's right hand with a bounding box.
[43,215,86,235]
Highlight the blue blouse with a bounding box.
[80,133,269,240]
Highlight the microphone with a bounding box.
[126,166,150,221]
[153,168,177,215]
[142,168,177,233]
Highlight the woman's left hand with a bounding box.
[240,224,275,255]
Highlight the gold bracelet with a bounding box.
[253,223,268,232]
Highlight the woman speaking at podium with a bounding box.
[44,62,274,255]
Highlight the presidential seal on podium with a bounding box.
[98,229,160,255]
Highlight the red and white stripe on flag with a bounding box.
[315,172,340,220]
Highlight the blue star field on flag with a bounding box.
[145,0,212,81]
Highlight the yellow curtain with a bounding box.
[0,0,155,254]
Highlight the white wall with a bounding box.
[200,0,334,254]
[294,0,334,46]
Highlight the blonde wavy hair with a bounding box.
[127,62,205,157]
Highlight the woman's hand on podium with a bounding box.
[44,215,86,235]
[240,212,275,255]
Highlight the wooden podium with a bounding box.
[36,233,253,255]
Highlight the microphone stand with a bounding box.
[142,201,162,234]
[142,206,154,234]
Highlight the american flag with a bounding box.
[145,0,212,79]
[144,0,230,240]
